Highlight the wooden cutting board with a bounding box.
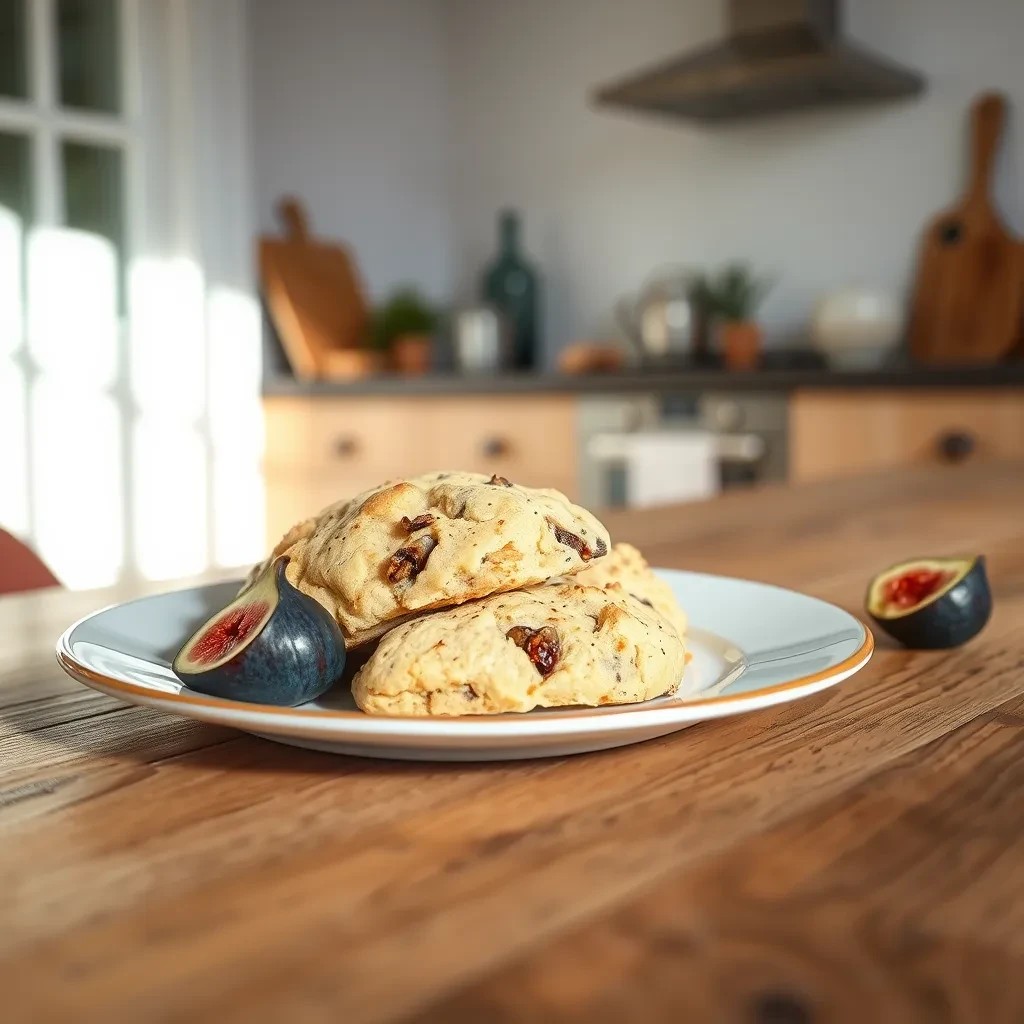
[258,198,371,379]
[908,92,1024,364]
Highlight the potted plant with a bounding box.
[707,264,774,370]
[369,287,439,374]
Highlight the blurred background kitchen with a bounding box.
[2,0,1023,593]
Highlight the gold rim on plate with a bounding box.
[56,615,874,726]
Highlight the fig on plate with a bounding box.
[172,557,345,705]
[865,555,991,649]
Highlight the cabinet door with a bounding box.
[262,394,579,548]
[789,389,1024,483]
[430,396,579,498]
[265,396,429,478]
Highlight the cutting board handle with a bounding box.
[966,91,1007,211]
[277,196,311,242]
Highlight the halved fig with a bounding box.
[172,557,346,705]
[865,555,991,649]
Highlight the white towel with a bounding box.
[624,430,719,508]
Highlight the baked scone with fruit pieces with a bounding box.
[249,471,610,647]
[352,581,686,716]
[572,542,687,641]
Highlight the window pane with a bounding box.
[0,0,28,100]
[0,133,30,355]
[0,130,31,224]
[61,140,125,310]
[62,140,124,254]
[57,0,120,113]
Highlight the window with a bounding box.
[0,0,262,589]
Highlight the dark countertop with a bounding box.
[263,363,1024,398]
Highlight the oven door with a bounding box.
[578,393,781,510]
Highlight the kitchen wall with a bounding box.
[445,0,1024,361]
[247,0,1024,363]
[248,0,452,303]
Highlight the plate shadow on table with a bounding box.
[1,694,583,777]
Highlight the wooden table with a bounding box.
[3,461,1024,1022]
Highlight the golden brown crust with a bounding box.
[572,543,688,641]
[352,582,686,716]
[249,471,611,647]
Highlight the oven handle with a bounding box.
[587,432,765,465]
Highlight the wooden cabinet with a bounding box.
[262,394,578,547]
[789,388,1024,483]
[262,384,1024,550]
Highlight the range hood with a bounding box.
[594,0,925,123]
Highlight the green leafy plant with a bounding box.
[368,287,439,351]
[706,264,774,323]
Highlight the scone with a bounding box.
[352,582,686,716]
[248,471,610,647]
[572,542,688,641]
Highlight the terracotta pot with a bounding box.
[721,320,762,370]
[391,334,432,375]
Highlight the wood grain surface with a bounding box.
[3,462,1024,1022]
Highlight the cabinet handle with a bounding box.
[481,437,511,458]
[334,436,359,458]
[937,430,976,463]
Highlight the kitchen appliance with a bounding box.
[587,431,720,508]
[593,0,925,124]
[449,304,513,374]
[615,269,700,359]
[579,392,786,510]
[811,286,904,368]
[907,91,1023,365]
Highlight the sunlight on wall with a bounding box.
[208,286,265,568]
[133,418,208,580]
[6,221,264,588]
[0,362,29,536]
[128,256,210,581]
[0,206,29,537]
[24,228,123,588]
[208,286,262,443]
[32,381,124,588]
[27,228,119,389]
[0,206,22,355]
[130,257,206,421]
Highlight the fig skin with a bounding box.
[172,558,346,706]
[866,555,992,650]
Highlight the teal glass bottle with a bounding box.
[481,209,540,370]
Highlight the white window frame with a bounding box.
[1,0,260,589]
[0,0,142,580]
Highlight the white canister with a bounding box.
[810,287,905,368]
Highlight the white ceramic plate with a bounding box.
[56,570,873,761]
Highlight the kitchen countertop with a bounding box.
[5,460,1024,1019]
[263,362,1024,397]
